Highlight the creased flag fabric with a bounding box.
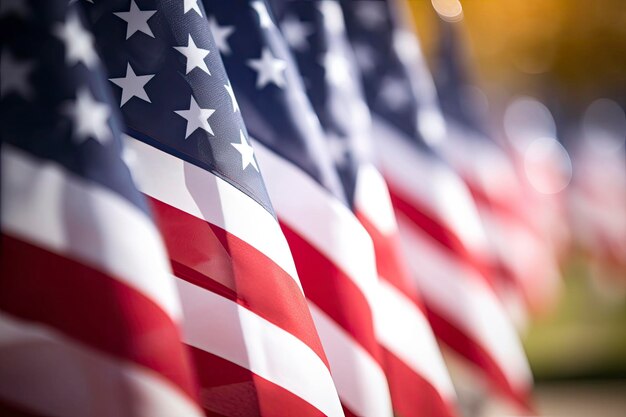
[432,20,562,317]
[0,1,202,416]
[83,0,342,415]
[269,1,459,416]
[341,0,533,410]
[201,0,394,415]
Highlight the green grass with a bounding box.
[523,255,626,381]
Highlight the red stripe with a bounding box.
[385,190,533,411]
[148,197,329,369]
[388,187,465,256]
[464,179,541,239]
[0,233,199,402]
[279,222,382,363]
[382,348,458,417]
[188,346,326,417]
[490,257,532,308]
[464,180,551,310]
[356,210,423,309]
[342,405,359,417]
[388,186,495,289]
[465,180,525,224]
[426,307,532,412]
[357,211,459,417]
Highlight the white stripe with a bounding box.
[353,164,456,400]
[396,214,533,392]
[374,280,456,400]
[435,122,562,315]
[309,304,393,417]
[0,312,202,417]
[176,279,344,417]
[354,163,398,235]
[437,122,564,308]
[254,141,380,313]
[0,144,181,320]
[478,207,561,309]
[438,120,520,201]
[372,116,490,257]
[252,144,393,416]
[124,135,302,291]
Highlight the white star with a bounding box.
[109,63,154,107]
[417,105,446,144]
[393,30,421,64]
[355,1,386,30]
[54,14,99,68]
[247,48,287,89]
[66,88,111,144]
[113,0,156,40]
[280,13,313,51]
[0,49,34,99]
[378,76,411,111]
[0,0,30,18]
[318,0,345,34]
[322,52,351,86]
[224,82,239,112]
[174,34,210,75]
[207,16,235,55]
[251,1,274,29]
[183,0,202,17]
[174,96,215,139]
[231,130,258,171]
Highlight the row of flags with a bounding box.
[432,20,563,321]
[569,98,626,284]
[1,0,563,416]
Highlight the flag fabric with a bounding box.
[569,103,626,282]
[570,139,626,274]
[432,20,562,316]
[269,1,458,416]
[340,0,533,410]
[390,6,532,322]
[201,0,395,415]
[82,0,342,415]
[0,1,202,416]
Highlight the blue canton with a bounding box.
[82,0,274,213]
[0,0,147,213]
[202,0,346,203]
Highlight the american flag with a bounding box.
[201,0,395,415]
[340,0,533,410]
[0,1,202,415]
[82,0,342,415]
[269,1,459,416]
[569,110,626,281]
[432,20,562,318]
[1,0,540,415]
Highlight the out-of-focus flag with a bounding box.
[201,0,394,415]
[270,1,459,416]
[569,99,626,282]
[83,0,342,415]
[502,97,575,269]
[340,0,533,410]
[0,1,202,416]
[394,11,527,325]
[432,20,562,316]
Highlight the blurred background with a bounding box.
[408,0,626,415]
